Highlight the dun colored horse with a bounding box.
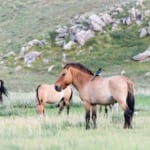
[55,63,135,129]
[36,84,73,115]
[0,80,8,103]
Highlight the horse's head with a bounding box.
[55,66,72,92]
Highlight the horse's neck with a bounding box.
[71,70,92,91]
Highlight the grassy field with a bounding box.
[0,93,150,150]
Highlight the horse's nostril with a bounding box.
[55,85,58,91]
[55,85,61,92]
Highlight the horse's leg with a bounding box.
[64,98,70,115]
[36,104,44,115]
[58,101,65,114]
[99,105,102,113]
[105,106,108,114]
[91,104,97,129]
[83,101,91,129]
[0,93,3,103]
[104,106,108,117]
[66,104,70,115]
[85,110,90,130]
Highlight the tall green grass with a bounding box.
[0,94,150,150]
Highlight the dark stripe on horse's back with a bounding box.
[64,63,94,75]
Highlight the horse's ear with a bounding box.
[62,63,69,69]
[61,63,66,68]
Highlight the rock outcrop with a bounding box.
[55,0,150,50]
[132,46,150,62]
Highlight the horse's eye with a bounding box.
[62,73,65,77]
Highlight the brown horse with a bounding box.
[0,80,8,103]
[55,63,135,129]
[36,84,73,115]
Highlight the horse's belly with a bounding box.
[45,92,63,104]
[90,93,115,105]
[88,81,116,105]
[96,96,115,105]
[46,98,60,104]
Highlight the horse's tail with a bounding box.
[36,84,45,115]
[36,84,41,105]
[0,80,8,97]
[126,80,135,117]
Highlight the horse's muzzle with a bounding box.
[55,85,62,92]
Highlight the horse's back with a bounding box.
[88,75,131,105]
[109,75,134,93]
[109,75,128,88]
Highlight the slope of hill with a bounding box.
[0,0,135,52]
[0,0,149,93]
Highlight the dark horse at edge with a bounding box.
[0,80,8,103]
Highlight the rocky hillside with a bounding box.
[0,0,135,52]
[1,0,150,67]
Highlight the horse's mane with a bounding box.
[64,63,94,75]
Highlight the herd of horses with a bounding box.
[1,62,135,129]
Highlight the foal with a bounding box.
[36,84,73,115]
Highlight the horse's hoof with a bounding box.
[123,125,132,129]
[86,126,90,130]
[123,125,127,129]
[128,125,133,129]
[93,126,97,129]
